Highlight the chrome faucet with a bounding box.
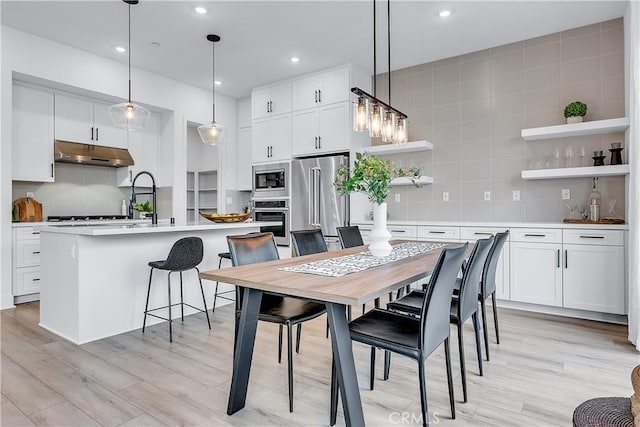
[130,171,157,225]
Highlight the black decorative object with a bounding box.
[592,156,606,166]
[609,143,624,165]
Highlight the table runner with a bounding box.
[281,241,447,277]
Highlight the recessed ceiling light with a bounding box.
[439,10,451,18]
[195,7,207,14]
[115,46,126,53]
[214,80,222,86]
[290,57,300,63]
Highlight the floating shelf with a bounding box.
[521,164,629,180]
[198,188,218,192]
[390,176,434,186]
[521,117,629,141]
[359,140,433,155]
[199,206,218,210]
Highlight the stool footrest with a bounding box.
[145,302,208,316]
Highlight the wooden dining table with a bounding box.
[199,240,448,426]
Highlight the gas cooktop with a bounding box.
[47,215,129,222]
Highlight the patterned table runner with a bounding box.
[281,241,447,277]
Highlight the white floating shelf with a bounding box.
[521,117,629,141]
[198,188,218,192]
[521,164,629,180]
[198,206,218,210]
[390,176,434,186]
[359,140,434,154]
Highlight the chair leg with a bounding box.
[388,292,393,302]
[330,357,338,426]
[444,338,455,419]
[383,350,391,380]
[296,323,302,354]
[287,323,294,413]
[480,296,489,361]
[196,268,211,330]
[361,303,366,315]
[179,271,184,322]
[326,319,329,339]
[472,313,484,376]
[347,306,352,322]
[417,358,429,427]
[168,272,173,343]
[369,347,376,390]
[492,292,500,344]
[278,324,283,364]
[374,298,380,308]
[142,268,153,333]
[457,324,467,403]
[213,255,224,313]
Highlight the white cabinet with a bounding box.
[252,114,291,163]
[510,240,563,307]
[117,113,160,187]
[292,67,349,111]
[460,227,510,300]
[417,225,460,242]
[237,127,252,191]
[292,102,350,156]
[252,82,291,119]
[187,170,218,222]
[355,224,416,244]
[12,84,55,182]
[12,226,42,297]
[562,230,625,314]
[54,93,127,148]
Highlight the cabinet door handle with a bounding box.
[524,233,546,237]
[32,231,40,235]
[314,90,318,103]
[50,163,54,178]
[129,170,133,182]
[314,136,318,149]
[429,231,445,234]
[32,251,40,254]
[579,235,605,239]
[565,249,568,269]
[318,136,321,148]
[556,249,560,268]
[32,278,40,282]
[474,232,493,236]
[269,101,273,112]
[390,229,406,233]
[91,126,94,141]
[96,127,99,141]
[318,89,322,102]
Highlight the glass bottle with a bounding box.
[589,177,602,222]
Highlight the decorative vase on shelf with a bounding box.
[369,202,392,257]
[566,116,583,124]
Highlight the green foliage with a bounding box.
[133,200,153,212]
[564,101,588,118]
[333,152,421,205]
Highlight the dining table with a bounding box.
[199,240,450,426]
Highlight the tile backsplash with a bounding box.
[12,163,130,217]
[370,18,626,223]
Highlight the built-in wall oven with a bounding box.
[253,199,289,246]
[252,163,289,199]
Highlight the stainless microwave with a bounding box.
[252,163,289,198]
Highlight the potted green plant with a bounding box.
[334,152,421,256]
[133,200,153,219]
[564,101,588,124]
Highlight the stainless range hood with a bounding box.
[54,140,134,167]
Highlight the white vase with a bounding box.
[369,202,392,257]
[566,116,583,124]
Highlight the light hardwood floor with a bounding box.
[1,301,638,426]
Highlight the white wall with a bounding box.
[0,26,237,309]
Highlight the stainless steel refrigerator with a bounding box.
[291,154,349,249]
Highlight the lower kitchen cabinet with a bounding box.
[510,241,563,307]
[13,226,42,299]
[460,227,510,300]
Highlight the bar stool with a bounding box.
[212,252,235,312]
[142,236,211,342]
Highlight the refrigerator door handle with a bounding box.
[308,167,314,227]
[314,167,321,226]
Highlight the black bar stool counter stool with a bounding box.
[142,236,211,342]
[212,251,235,312]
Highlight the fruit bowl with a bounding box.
[200,212,252,223]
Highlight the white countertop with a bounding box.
[351,220,629,230]
[37,221,278,236]
[12,219,150,227]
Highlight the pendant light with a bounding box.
[351,0,407,143]
[109,0,150,131]
[198,34,225,145]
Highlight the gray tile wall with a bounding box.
[372,18,626,223]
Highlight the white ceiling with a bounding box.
[1,1,629,99]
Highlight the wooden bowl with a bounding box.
[200,212,252,223]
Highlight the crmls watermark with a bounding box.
[389,411,441,425]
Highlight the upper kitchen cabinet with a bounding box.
[291,67,349,111]
[12,83,55,182]
[116,113,159,187]
[291,102,349,156]
[236,98,252,191]
[252,114,291,163]
[54,93,127,148]
[251,82,291,119]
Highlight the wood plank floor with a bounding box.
[1,301,638,426]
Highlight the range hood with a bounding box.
[54,140,134,167]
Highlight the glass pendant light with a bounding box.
[109,0,150,131]
[394,117,407,144]
[353,96,369,132]
[198,34,225,145]
[369,103,382,137]
[381,110,396,143]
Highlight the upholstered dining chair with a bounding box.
[329,243,468,427]
[226,232,327,413]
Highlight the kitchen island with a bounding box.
[38,221,277,344]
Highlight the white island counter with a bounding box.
[39,221,277,344]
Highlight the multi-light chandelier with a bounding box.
[352,0,407,144]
